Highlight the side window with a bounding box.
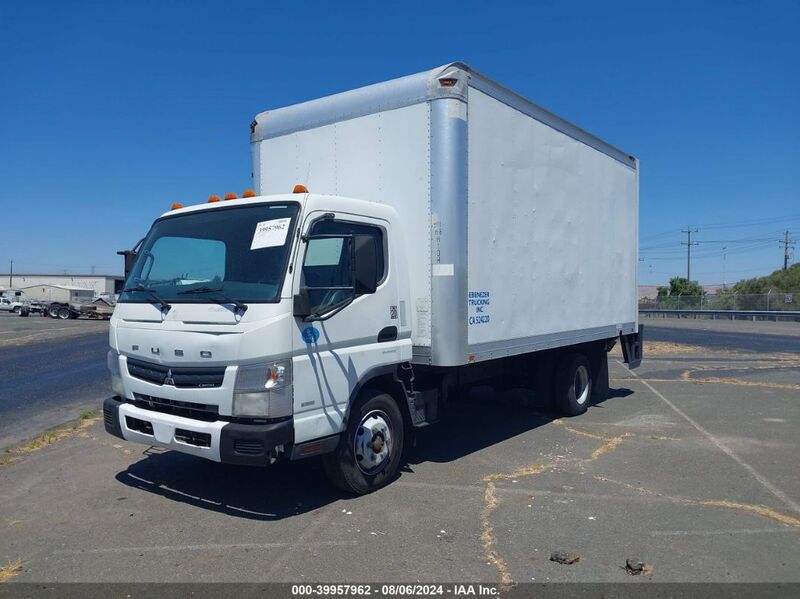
[302,220,385,316]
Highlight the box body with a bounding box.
[251,63,638,366]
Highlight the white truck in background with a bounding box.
[104,63,642,494]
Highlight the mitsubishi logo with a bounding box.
[164,369,175,386]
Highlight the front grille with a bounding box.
[175,428,211,448]
[233,439,264,456]
[126,358,226,388]
[131,393,219,422]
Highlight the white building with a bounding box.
[0,273,124,295]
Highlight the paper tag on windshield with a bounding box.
[250,218,291,250]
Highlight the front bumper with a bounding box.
[103,397,293,466]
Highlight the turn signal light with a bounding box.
[208,195,221,203]
[224,192,237,200]
[171,203,184,210]
[242,189,257,198]
[293,184,309,193]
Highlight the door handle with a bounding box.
[377,326,398,342]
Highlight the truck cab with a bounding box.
[104,190,413,494]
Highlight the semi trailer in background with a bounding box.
[104,63,642,494]
[18,284,94,318]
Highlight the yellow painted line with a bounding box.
[616,360,800,515]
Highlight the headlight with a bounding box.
[233,360,292,418]
[107,350,125,397]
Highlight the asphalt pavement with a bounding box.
[1,321,798,584]
[643,316,800,354]
[0,313,109,448]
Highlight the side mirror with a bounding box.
[293,289,311,320]
[352,234,378,294]
[117,250,138,279]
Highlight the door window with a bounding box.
[301,219,385,316]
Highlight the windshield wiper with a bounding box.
[122,284,172,312]
[177,286,248,314]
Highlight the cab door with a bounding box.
[291,211,405,444]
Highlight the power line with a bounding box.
[642,240,777,260]
[691,214,800,230]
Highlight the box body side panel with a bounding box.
[255,103,433,347]
[466,87,638,353]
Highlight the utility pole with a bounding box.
[722,246,727,290]
[779,230,795,270]
[681,227,699,281]
[8,259,12,289]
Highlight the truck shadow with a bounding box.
[115,448,336,521]
[407,385,632,465]
[115,386,632,521]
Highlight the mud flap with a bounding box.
[620,326,644,369]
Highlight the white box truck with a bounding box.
[104,63,642,494]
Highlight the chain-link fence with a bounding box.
[640,291,800,312]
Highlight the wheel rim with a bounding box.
[573,364,590,405]
[353,409,393,475]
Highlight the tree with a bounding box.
[655,277,704,308]
[663,277,704,297]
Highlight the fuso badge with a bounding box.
[301,326,320,344]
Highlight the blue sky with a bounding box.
[1,0,798,286]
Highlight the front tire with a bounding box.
[323,389,405,495]
[554,353,593,416]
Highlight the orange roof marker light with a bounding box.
[224,192,237,200]
[293,184,309,193]
[242,189,257,198]
[208,195,221,203]
[171,202,184,210]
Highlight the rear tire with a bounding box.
[57,307,71,320]
[48,304,60,318]
[323,389,405,495]
[12,306,21,315]
[554,353,593,416]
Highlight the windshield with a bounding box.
[119,203,299,303]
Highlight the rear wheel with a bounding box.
[12,306,21,315]
[554,353,592,416]
[323,389,405,495]
[48,304,60,318]
[57,307,71,320]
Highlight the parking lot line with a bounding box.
[650,528,799,537]
[55,540,359,555]
[617,359,800,515]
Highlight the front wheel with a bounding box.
[554,353,593,416]
[323,389,405,495]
